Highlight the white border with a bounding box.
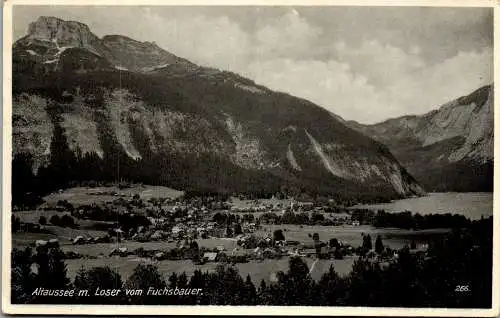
[2,0,499,316]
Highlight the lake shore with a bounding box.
[350,192,493,220]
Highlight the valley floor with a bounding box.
[11,184,468,288]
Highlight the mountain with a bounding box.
[13,16,193,74]
[12,16,424,202]
[349,85,493,192]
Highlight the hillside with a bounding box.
[349,85,493,192]
[12,16,424,204]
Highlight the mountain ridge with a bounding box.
[12,16,424,203]
[347,84,493,192]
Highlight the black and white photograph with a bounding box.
[2,1,498,315]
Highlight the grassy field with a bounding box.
[13,235,241,255]
[59,238,240,255]
[13,228,356,284]
[64,254,356,284]
[14,210,69,223]
[13,222,445,285]
[13,225,108,245]
[256,224,450,249]
[46,226,108,240]
[12,232,58,247]
[42,185,184,206]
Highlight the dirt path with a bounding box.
[308,259,318,275]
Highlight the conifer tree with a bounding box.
[375,235,384,254]
[125,264,166,305]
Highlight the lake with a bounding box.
[351,192,493,220]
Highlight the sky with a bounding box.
[13,6,493,124]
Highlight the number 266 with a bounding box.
[455,285,470,292]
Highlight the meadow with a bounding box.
[63,254,357,284]
[256,224,450,250]
[42,184,184,206]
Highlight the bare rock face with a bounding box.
[12,16,425,200]
[14,17,114,73]
[27,16,98,48]
[350,85,494,192]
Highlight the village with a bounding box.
[12,185,429,281]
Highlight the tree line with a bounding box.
[372,210,471,229]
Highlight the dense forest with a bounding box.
[12,65,418,206]
[12,140,399,211]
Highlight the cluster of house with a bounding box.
[197,239,356,263]
[146,204,211,221]
[71,235,112,245]
[128,221,260,243]
[35,238,60,248]
[230,201,315,213]
[230,205,272,213]
[229,200,364,227]
[93,229,350,264]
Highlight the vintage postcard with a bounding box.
[2,0,498,316]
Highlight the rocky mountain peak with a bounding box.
[348,84,493,192]
[457,84,492,109]
[15,16,191,73]
[27,16,97,48]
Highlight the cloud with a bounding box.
[389,47,493,113]
[135,9,492,123]
[137,8,253,73]
[254,10,322,60]
[335,39,426,87]
[245,58,384,124]
[243,39,492,123]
